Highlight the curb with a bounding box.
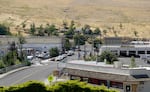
[0,66,29,79]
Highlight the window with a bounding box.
[138,51,145,54]
[110,81,123,89]
[147,51,150,54]
[120,51,127,56]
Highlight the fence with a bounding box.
[0,63,27,74]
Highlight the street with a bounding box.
[1,49,150,86]
[0,62,57,86]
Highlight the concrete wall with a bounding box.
[138,81,150,92]
[0,36,61,45]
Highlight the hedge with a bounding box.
[0,80,118,92]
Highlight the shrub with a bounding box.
[48,75,54,84]
[0,60,5,69]
[0,86,5,92]
[99,51,118,64]
[0,80,118,92]
[5,81,48,92]
[49,47,59,57]
[0,24,11,35]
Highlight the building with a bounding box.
[100,41,150,57]
[104,37,123,45]
[61,60,150,92]
[0,36,62,56]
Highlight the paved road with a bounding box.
[0,62,58,86]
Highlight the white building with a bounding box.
[100,43,150,57]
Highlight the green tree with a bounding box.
[99,51,118,64]
[133,30,138,38]
[93,27,101,35]
[103,30,107,37]
[49,47,59,57]
[18,32,26,62]
[74,34,86,46]
[64,30,75,38]
[45,24,57,36]
[82,24,92,35]
[62,20,68,29]
[18,31,26,44]
[3,51,18,66]
[93,38,102,49]
[119,22,123,29]
[30,23,36,35]
[64,38,71,51]
[64,21,76,39]
[113,30,118,37]
[3,42,19,66]
[0,23,11,35]
[37,24,45,36]
[0,60,5,69]
[130,56,136,68]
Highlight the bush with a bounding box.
[99,51,118,64]
[0,24,11,35]
[49,47,59,57]
[5,81,48,92]
[74,34,86,46]
[63,38,71,51]
[0,60,5,69]
[0,80,118,92]
[84,55,96,61]
[0,87,5,92]
[48,75,54,83]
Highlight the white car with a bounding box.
[67,50,74,56]
[55,55,63,61]
[27,55,33,61]
[61,54,67,59]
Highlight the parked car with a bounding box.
[61,54,67,59]
[42,54,50,59]
[55,55,63,61]
[27,55,34,63]
[67,50,74,56]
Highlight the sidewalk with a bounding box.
[0,66,29,79]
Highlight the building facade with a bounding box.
[100,44,150,57]
[62,60,150,92]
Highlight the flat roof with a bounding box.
[66,60,130,75]
[69,60,114,67]
[101,44,150,48]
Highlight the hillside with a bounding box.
[0,0,150,38]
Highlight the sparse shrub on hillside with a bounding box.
[30,23,36,35]
[0,23,11,35]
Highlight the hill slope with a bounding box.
[0,0,150,38]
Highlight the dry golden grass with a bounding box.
[0,0,150,38]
